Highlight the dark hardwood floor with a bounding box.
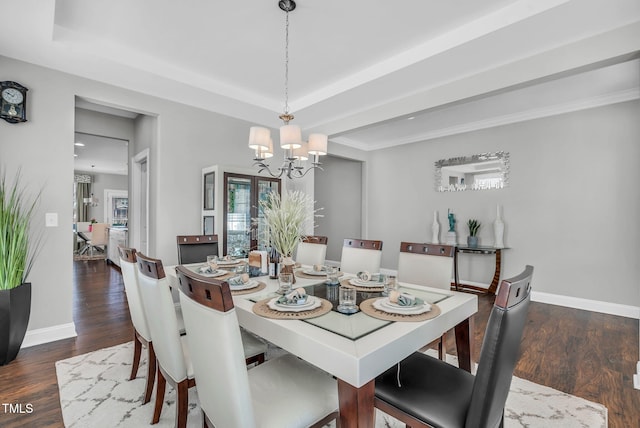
[0,260,638,427]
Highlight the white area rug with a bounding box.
[55,342,607,427]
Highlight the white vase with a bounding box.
[431,211,440,244]
[494,205,505,248]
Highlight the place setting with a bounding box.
[226,272,266,295]
[341,270,386,292]
[252,273,332,319]
[295,264,344,280]
[360,289,441,322]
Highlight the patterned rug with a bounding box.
[55,342,607,427]
[73,253,106,261]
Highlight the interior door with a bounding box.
[223,173,279,257]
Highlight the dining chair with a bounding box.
[136,252,194,427]
[176,234,219,264]
[136,253,268,427]
[82,223,108,256]
[295,235,328,266]
[339,238,383,274]
[375,265,534,428]
[397,242,455,360]
[117,246,156,405]
[174,265,340,428]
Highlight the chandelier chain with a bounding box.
[283,8,290,116]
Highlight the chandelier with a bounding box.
[248,0,327,179]
[83,193,98,207]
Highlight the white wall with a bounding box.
[367,100,640,308]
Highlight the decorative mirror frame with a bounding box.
[435,151,510,192]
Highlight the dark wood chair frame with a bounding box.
[176,234,219,264]
[343,238,383,251]
[302,235,329,245]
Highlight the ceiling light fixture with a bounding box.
[248,0,327,179]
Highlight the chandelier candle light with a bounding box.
[248,0,328,179]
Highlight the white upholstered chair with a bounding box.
[339,238,383,274]
[136,253,194,427]
[117,247,156,405]
[295,235,328,266]
[397,242,455,359]
[175,265,339,428]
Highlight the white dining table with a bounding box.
[166,264,478,428]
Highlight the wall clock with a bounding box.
[1,81,28,123]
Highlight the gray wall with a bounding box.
[0,55,273,333]
[315,155,364,261]
[366,100,640,307]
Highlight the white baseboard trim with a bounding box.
[531,291,640,319]
[21,322,77,348]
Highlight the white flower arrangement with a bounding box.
[258,190,318,258]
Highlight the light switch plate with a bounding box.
[45,212,58,227]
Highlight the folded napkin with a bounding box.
[313,264,326,272]
[389,290,424,307]
[228,273,250,286]
[356,271,384,282]
[277,288,308,305]
[198,265,215,274]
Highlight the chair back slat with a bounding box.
[465,265,533,428]
[399,242,455,257]
[176,234,219,264]
[175,265,234,313]
[302,235,328,245]
[343,238,382,250]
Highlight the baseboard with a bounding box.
[531,291,640,319]
[21,322,77,348]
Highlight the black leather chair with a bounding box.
[375,265,534,428]
[176,234,219,264]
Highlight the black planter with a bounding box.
[0,282,32,366]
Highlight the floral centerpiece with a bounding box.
[258,190,317,280]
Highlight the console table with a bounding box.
[454,246,508,294]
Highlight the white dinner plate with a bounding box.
[217,259,241,266]
[229,279,259,290]
[194,266,228,278]
[373,297,431,315]
[302,269,327,276]
[349,278,383,288]
[267,296,321,312]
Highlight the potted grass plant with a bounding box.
[258,190,316,283]
[0,168,41,365]
[467,219,481,248]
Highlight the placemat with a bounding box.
[340,278,384,292]
[360,298,441,322]
[252,297,332,320]
[231,281,267,295]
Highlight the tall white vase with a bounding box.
[431,211,440,244]
[494,204,505,248]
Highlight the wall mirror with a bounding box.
[435,151,509,192]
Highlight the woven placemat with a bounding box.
[231,281,267,295]
[359,298,441,322]
[339,278,384,292]
[252,297,333,320]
